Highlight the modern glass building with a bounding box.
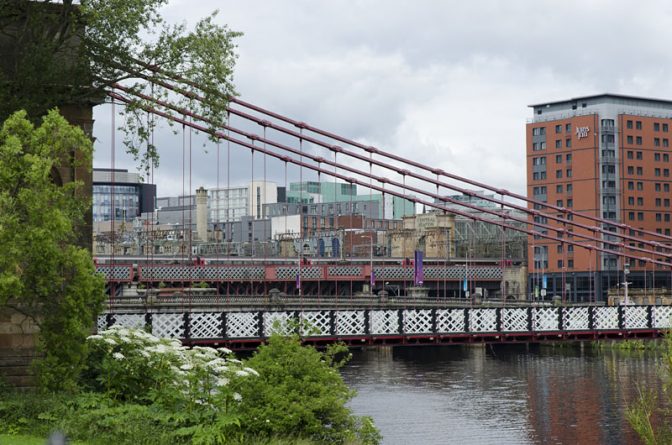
[92,168,156,222]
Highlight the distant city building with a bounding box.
[286,181,415,219]
[92,168,156,222]
[209,180,277,223]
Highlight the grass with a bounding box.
[0,433,88,445]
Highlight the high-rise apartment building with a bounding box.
[526,94,672,301]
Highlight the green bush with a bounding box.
[237,334,380,444]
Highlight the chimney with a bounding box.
[196,186,208,242]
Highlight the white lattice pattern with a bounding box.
[96,315,108,332]
[190,312,221,339]
[653,306,672,328]
[594,307,619,330]
[624,306,648,329]
[563,307,589,330]
[403,310,433,334]
[469,309,497,332]
[336,311,365,336]
[263,312,294,336]
[111,314,145,330]
[300,311,331,336]
[152,313,184,338]
[227,312,259,338]
[534,308,559,331]
[369,310,399,335]
[435,309,465,333]
[501,308,528,332]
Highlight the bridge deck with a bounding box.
[99,305,672,350]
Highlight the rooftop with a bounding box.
[528,93,672,109]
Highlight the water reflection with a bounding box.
[341,344,662,445]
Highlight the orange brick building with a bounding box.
[526,94,672,301]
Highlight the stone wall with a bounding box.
[0,307,40,388]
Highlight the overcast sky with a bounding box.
[93,0,672,200]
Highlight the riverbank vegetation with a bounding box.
[627,335,672,444]
[0,326,380,444]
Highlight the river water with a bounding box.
[341,344,662,445]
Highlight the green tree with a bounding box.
[237,334,381,444]
[0,109,105,391]
[0,0,240,169]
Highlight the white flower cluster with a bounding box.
[86,326,257,409]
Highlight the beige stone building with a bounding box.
[388,213,456,258]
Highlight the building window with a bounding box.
[665,139,670,148]
[655,137,661,147]
[638,212,644,221]
[567,184,573,194]
[627,181,634,190]
[566,138,571,148]
[557,260,564,268]
[628,166,634,175]
[638,197,644,206]
[637,167,643,175]
[556,154,562,163]
[636,136,643,145]
[665,154,670,162]
[627,135,634,144]
[656,213,662,222]
[655,153,661,161]
[555,124,562,133]
[556,169,562,179]
[636,121,642,130]
[566,123,571,132]
[655,168,661,177]
[656,183,661,191]
[665,169,670,177]
[664,123,670,132]
[568,260,574,268]
[555,139,561,148]
[566,169,572,178]
[628,197,635,205]
[566,154,572,162]
[665,184,671,192]
[627,150,634,159]
[655,122,661,131]
[627,120,633,129]
[666,214,671,222]
[637,181,644,190]
[557,245,563,253]
[636,151,643,160]
[532,127,546,136]
[533,172,540,180]
[567,199,573,208]
[666,199,671,207]
[540,141,546,149]
[656,198,662,207]
[556,184,563,193]
[556,200,563,207]
[629,211,635,220]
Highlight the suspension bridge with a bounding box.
[95,59,672,347]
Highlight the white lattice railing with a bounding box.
[98,305,666,341]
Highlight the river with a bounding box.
[341,343,662,445]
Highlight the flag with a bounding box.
[370,269,376,287]
[463,278,468,292]
[296,273,301,293]
[414,250,424,286]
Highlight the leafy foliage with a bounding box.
[237,334,381,444]
[0,0,241,170]
[0,109,105,391]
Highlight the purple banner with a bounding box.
[414,250,424,286]
[370,269,376,287]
